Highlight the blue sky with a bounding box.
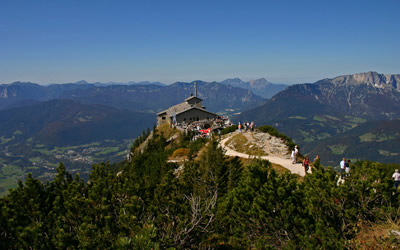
[1,0,399,84]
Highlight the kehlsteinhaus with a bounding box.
[157,83,218,126]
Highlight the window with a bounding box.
[162,116,166,120]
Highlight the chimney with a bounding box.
[194,82,197,97]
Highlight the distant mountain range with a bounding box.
[237,72,400,165]
[85,80,166,87]
[220,78,288,98]
[0,80,268,113]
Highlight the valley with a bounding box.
[0,136,133,196]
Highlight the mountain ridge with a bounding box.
[237,71,400,165]
[0,80,265,113]
[325,71,400,90]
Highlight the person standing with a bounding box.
[303,156,310,174]
[340,158,346,178]
[291,150,296,164]
[293,145,299,163]
[392,169,400,189]
[238,122,242,133]
[345,159,351,176]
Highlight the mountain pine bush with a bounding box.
[1,128,400,248]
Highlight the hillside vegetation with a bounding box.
[1,127,400,248]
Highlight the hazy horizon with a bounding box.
[3,70,400,86]
[0,77,289,86]
[1,0,399,85]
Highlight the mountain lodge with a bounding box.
[157,83,218,126]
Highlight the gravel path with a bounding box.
[219,134,309,176]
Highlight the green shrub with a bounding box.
[171,148,189,158]
[220,125,238,135]
[188,138,208,160]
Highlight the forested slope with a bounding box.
[1,128,400,248]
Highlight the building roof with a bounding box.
[157,96,217,119]
[185,96,203,103]
[175,106,218,117]
[156,88,221,122]
[157,101,191,116]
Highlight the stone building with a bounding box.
[157,83,218,126]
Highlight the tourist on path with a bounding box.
[345,159,351,176]
[294,145,299,163]
[340,158,346,178]
[303,156,310,175]
[291,150,296,164]
[393,169,400,189]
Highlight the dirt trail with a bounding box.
[219,132,310,176]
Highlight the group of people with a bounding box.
[301,154,319,175]
[172,116,232,141]
[293,150,400,188]
[290,145,318,175]
[339,158,352,178]
[237,121,255,133]
[337,158,400,190]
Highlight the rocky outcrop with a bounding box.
[225,131,290,159]
[249,132,290,158]
[327,71,400,91]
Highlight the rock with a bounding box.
[244,131,290,158]
[390,230,400,237]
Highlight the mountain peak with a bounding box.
[249,78,272,87]
[220,78,286,98]
[74,80,89,85]
[327,72,400,90]
[221,78,244,84]
[8,81,37,86]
